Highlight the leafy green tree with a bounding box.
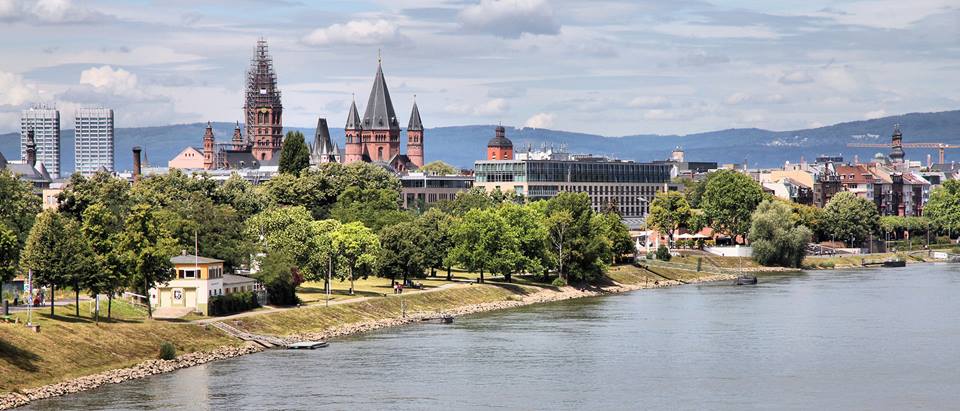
[448,207,519,283]
[594,211,634,264]
[330,222,381,295]
[217,173,267,220]
[304,219,342,294]
[823,192,880,247]
[647,190,692,245]
[81,203,128,320]
[700,170,764,241]
[262,162,400,220]
[0,169,42,254]
[57,171,132,220]
[788,201,826,242]
[925,179,960,238]
[329,186,411,232]
[545,193,606,283]
[246,206,315,274]
[117,204,178,318]
[415,208,455,279]
[419,160,458,175]
[158,193,250,271]
[278,131,310,175]
[496,203,548,281]
[254,251,302,306]
[21,211,96,317]
[131,169,220,208]
[434,187,503,216]
[749,200,812,268]
[0,226,17,284]
[379,221,427,285]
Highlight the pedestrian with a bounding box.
[399,283,404,294]
[13,295,19,306]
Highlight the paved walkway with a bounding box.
[153,306,194,319]
[195,282,463,324]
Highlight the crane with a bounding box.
[847,142,960,164]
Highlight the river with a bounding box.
[24,265,960,410]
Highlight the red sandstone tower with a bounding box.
[407,99,424,168]
[344,99,363,163]
[487,125,513,160]
[202,121,215,170]
[360,59,400,162]
[245,39,283,162]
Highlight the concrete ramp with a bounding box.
[153,307,193,319]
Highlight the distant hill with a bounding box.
[2,110,959,174]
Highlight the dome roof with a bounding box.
[487,125,513,148]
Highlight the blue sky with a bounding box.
[0,0,957,135]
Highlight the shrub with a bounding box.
[818,261,835,269]
[551,277,567,287]
[159,342,176,360]
[208,291,260,316]
[646,251,656,260]
[656,245,671,261]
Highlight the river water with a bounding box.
[25,265,960,410]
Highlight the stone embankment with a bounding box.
[0,343,262,410]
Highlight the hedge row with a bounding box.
[209,291,260,316]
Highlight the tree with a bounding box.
[419,160,458,176]
[117,204,178,318]
[20,211,96,317]
[435,187,499,216]
[329,186,411,232]
[0,169,42,257]
[330,222,381,295]
[158,193,250,271]
[700,170,764,241]
[749,200,812,268]
[448,208,519,284]
[81,203,128,321]
[246,206,315,275]
[415,208,455,279]
[545,193,606,283]
[925,179,960,238]
[496,203,548,281]
[131,169,219,208]
[0,226,17,284]
[278,131,310,175]
[57,171,132,220]
[379,222,427,285]
[304,219,342,296]
[594,211,634,264]
[217,173,267,220]
[823,192,880,247]
[647,191,692,246]
[254,251,301,306]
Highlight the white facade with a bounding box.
[21,105,61,178]
[75,107,115,175]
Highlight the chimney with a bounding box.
[132,146,142,182]
[25,130,36,167]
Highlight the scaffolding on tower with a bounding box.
[245,38,282,144]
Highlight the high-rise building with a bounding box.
[74,107,115,176]
[20,105,61,178]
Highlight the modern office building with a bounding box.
[474,148,676,218]
[75,107,115,175]
[400,173,474,209]
[20,105,61,178]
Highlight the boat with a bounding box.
[882,259,906,268]
[286,341,328,350]
[733,275,757,285]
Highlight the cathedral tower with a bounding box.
[245,38,283,162]
[202,121,215,170]
[406,98,424,168]
[344,99,363,163]
[360,58,400,162]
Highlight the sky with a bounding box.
[0,0,957,136]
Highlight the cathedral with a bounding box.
[311,57,424,172]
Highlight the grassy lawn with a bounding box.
[801,252,931,269]
[0,305,237,393]
[242,283,535,337]
[606,265,659,285]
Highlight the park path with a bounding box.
[194,282,463,324]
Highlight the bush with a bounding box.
[818,261,835,269]
[656,245,671,261]
[159,342,176,360]
[551,277,567,287]
[645,251,656,260]
[208,291,260,316]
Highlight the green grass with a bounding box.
[800,252,929,269]
[241,283,535,337]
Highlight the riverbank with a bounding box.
[0,265,732,409]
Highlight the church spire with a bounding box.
[345,99,361,130]
[407,97,423,131]
[361,57,399,131]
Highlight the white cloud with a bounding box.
[0,71,40,106]
[80,66,138,94]
[629,96,669,109]
[724,92,786,105]
[651,22,781,39]
[459,0,560,38]
[445,98,509,116]
[779,70,813,84]
[864,109,887,119]
[724,92,751,105]
[302,19,407,46]
[0,0,105,23]
[523,112,554,128]
[642,109,677,120]
[806,0,956,29]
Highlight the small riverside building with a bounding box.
[150,254,227,315]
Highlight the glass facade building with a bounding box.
[75,107,115,176]
[20,105,61,178]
